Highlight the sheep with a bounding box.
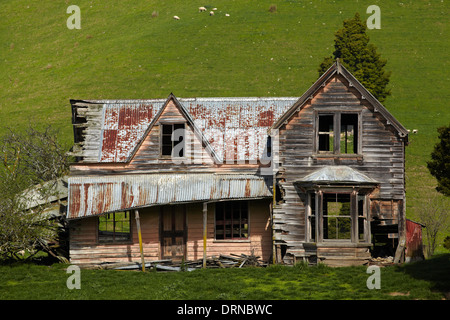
[173,15,180,20]
[209,11,214,16]
[225,13,230,17]
[199,6,207,12]
[412,129,418,134]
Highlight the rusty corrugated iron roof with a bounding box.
[71,96,298,163]
[67,174,272,219]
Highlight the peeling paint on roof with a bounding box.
[74,97,298,163]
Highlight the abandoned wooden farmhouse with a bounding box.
[67,61,409,267]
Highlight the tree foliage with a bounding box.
[417,194,449,257]
[319,13,391,102]
[427,124,450,197]
[0,125,70,261]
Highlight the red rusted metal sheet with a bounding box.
[87,97,297,163]
[405,219,425,261]
[100,102,164,162]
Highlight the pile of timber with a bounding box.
[187,253,267,269]
[368,256,395,266]
[97,253,266,271]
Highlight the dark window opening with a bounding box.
[309,193,316,241]
[161,123,185,157]
[215,201,248,240]
[317,113,359,154]
[98,211,131,243]
[318,115,334,152]
[266,136,272,158]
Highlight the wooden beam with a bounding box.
[203,202,207,268]
[135,209,145,272]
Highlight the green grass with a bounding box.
[1,0,449,243]
[0,254,449,300]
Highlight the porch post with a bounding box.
[135,209,145,272]
[203,202,207,268]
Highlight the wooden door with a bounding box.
[160,205,186,261]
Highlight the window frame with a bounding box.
[214,201,249,241]
[315,111,361,155]
[306,189,370,244]
[322,192,352,241]
[98,211,132,244]
[160,122,186,159]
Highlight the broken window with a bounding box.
[161,123,185,157]
[307,193,316,241]
[307,191,369,243]
[98,211,131,243]
[318,114,334,152]
[340,114,358,154]
[317,113,359,154]
[358,194,367,241]
[215,201,249,240]
[323,193,351,240]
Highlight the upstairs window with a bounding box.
[318,115,334,152]
[317,113,359,154]
[340,114,358,154]
[161,123,185,157]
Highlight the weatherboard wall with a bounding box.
[273,74,406,263]
[68,200,272,266]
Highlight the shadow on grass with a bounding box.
[394,254,450,297]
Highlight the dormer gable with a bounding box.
[128,93,220,165]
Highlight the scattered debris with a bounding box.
[388,291,410,297]
[96,253,267,272]
[368,256,394,266]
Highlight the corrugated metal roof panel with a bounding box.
[100,101,166,162]
[297,166,379,184]
[67,174,272,219]
[75,97,298,163]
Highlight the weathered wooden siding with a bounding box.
[274,74,406,263]
[131,100,215,166]
[69,207,161,265]
[69,200,272,266]
[186,200,272,261]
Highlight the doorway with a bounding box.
[160,205,187,261]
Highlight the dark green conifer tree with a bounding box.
[319,13,391,102]
[427,124,450,197]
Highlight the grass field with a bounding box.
[1,1,449,245]
[0,254,449,300]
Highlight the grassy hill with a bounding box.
[1,1,449,246]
